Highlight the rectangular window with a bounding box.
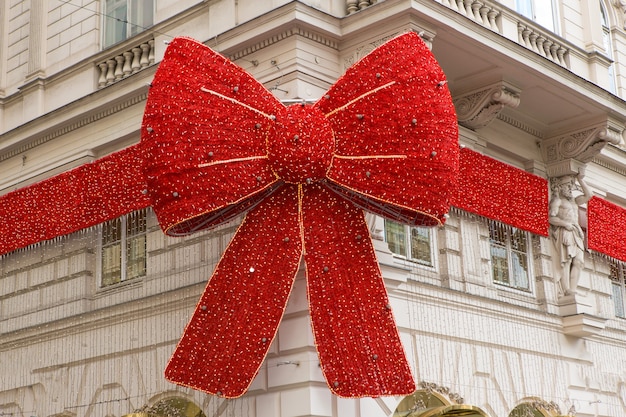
[104,0,154,48]
[610,261,626,318]
[488,220,531,291]
[101,209,147,287]
[516,0,558,32]
[384,219,433,267]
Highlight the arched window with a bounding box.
[600,1,617,94]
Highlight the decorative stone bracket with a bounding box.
[541,121,623,176]
[453,81,521,130]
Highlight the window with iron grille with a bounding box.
[384,219,434,267]
[101,209,147,287]
[488,219,532,291]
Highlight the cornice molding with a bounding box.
[592,144,626,176]
[495,112,545,138]
[227,26,339,62]
[0,91,148,163]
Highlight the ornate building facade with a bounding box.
[2,1,626,417]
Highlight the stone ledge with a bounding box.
[562,313,607,337]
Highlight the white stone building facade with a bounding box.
[2,1,626,417]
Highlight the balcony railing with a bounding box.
[97,38,155,89]
[439,0,500,31]
[436,0,571,69]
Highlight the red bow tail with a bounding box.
[302,185,416,397]
[164,185,303,398]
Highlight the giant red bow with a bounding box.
[142,32,458,398]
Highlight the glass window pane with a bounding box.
[613,283,625,318]
[491,245,509,284]
[534,1,556,31]
[385,220,407,257]
[101,209,148,287]
[131,0,154,35]
[410,227,432,265]
[516,0,533,19]
[510,251,530,290]
[104,0,128,48]
[102,217,122,245]
[510,228,527,252]
[102,243,122,286]
[126,235,146,280]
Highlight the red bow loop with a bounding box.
[141,37,284,235]
[317,32,459,226]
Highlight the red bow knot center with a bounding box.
[267,104,335,184]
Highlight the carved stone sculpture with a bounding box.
[548,168,592,296]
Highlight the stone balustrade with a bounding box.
[517,23,568,66]
[436,0,570,69]
[97,39,155,88]
[439,0,500,31]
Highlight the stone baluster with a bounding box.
[536,35,546,58]
[106,59,116,85]
[358,0,370,10]
[471,1,482,22]
[463,0,473,19]
[346,0,358,13]
[556,46,567,66]
[123,51,133,76]
[487,9,499,30]
[542,38,554,61]
[114,55,125,80]
[131,47,142,72]
[98,62,108,88]
[529,32,539,53]
[148,39,155,63]
[140,43,150,67]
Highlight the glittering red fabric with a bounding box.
[302,185,415,397]
[588,196,626,262]
[0,145,150,254]
[165,185,303,396]
[452,148,549,236]
[144,33,456,397]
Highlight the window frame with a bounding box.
[487,219,534,293]
[600,1,617,94]
[98,209,148,288]
[383,218,436,268]
[102,0,155,49]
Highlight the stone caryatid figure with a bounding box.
[548,168,592,296]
